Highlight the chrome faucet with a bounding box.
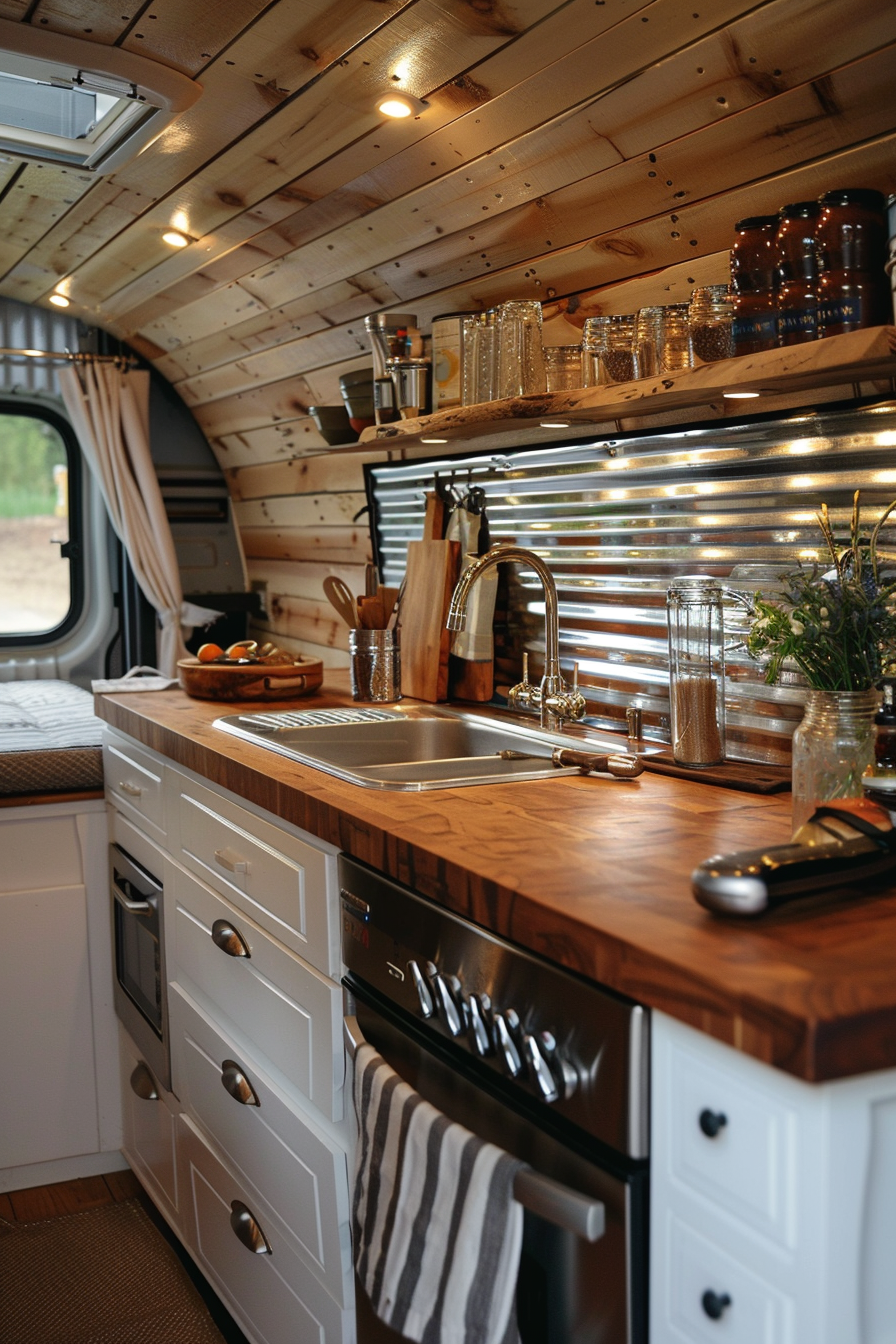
[446,544,587,732]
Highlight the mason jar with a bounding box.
[791,688,880,834]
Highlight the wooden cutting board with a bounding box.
[399,539,460,701]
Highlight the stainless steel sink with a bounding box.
[213,704,646,790]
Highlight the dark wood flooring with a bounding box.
[0,1169,143,1223]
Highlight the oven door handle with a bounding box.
[344,1015,606,1244]
[112,877,153,915]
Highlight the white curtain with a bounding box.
[59,362,219,677]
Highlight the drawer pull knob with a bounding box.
[699,1108,728,1138]
[118,780,143,797]
[211,918,251,958]
[701,1290,732,1321]
[230,1200,272,1255]
[129,1062,159,1102]
[221,1059,260,1107]
[214,847,249,875]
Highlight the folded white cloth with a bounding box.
[92,665,178,693]
[352,1042,524,1344]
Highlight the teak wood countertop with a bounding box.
[96,684,896,1085]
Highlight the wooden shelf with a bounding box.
[359,326,896,453]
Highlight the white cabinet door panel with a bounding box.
[119,1027,180,1226]
[171,865,344,1122]
[169,770,339,978]
[179,1115,354,1344]
[170,984,352,1306]
[0,884,99,1168]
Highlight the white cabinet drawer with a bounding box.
[170,983,352,1306]
[179,1114,354,1344]
[119,1027,180,1227]
[660,1212,796,1344]
[169,770,339,978]
[170,865,344,1121]
[104,732,166,840]
[665,1033,799,1249]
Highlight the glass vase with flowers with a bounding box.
[746,493,896,833]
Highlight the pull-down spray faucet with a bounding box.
[446,544,586,732]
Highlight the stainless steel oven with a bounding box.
[340,855,649,1344]
[110,841,170,1092]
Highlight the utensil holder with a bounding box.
[349,628,401,702]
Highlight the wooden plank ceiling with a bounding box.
[0,0,892,664]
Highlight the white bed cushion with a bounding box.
[0,680,104,796]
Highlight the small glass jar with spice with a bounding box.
[729,215,778,354]
[775,201,820,346]
[688,285,734,364]
[602,314,637,383]
[815,189,889,337]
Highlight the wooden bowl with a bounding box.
[177,655,324,702]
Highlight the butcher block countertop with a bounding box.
[96,684,896,1085]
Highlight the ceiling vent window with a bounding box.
[0,20,200,174]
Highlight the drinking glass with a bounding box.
[494,300,546,399]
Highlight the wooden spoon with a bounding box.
[323,575,360,628]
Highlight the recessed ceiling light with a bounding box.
[377,93,427,119]
[49,292,70,307]
[723,390,761,399]
[162,229,190,248]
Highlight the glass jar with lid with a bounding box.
[602,314,637,383]
[815,188,889,337]
[775,201,820,345]
[729,215,778,354]
[658,303,692,373]
[633,306,663,377]
[666,576,726,767]
[582,316,611,386]
[688,285,734,364]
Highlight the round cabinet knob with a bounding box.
[699,1108,728,1138]
[701,1290,732,1321]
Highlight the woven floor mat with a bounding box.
[0,1197,226,1344]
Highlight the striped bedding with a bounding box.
[352,1041,524,1344]
[0,680,104,796]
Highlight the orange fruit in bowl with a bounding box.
[226,641,256,660]
[197,643,223,662]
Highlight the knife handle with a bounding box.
[553,748,644,777]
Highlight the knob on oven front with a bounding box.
[494,1013,523,1077]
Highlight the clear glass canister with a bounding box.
[666,577,725,767]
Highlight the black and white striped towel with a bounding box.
[352,1041,524,1344]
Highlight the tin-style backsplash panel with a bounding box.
[367,400,896,763]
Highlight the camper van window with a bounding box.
[0,406,81,644]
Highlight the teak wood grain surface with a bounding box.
[96,686,896,1085]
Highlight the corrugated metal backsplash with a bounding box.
[368,400,896,764]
